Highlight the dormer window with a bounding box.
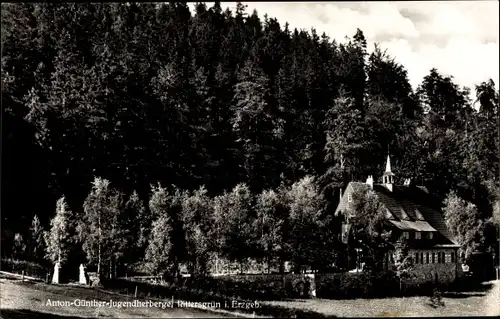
[385,208,395,220]
[414,208,424,220]
[348,193,352,203]
[415,231,421,239]
[400,208,410,220]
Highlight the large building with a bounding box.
[335,154,462,285]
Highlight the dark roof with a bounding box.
[343,182,458,247]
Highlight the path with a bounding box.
[484,280,500,316]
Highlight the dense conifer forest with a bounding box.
[2,2,499,275]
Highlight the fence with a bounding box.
[0,258,50,281]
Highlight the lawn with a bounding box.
[0,276,238,318]
[2,273,498,318]
[262,281,500,317]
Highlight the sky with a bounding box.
[188,1,499,98]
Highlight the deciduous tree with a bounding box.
[44,197,73,265]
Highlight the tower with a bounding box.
[383,154,395,192]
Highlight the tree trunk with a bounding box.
[97,250,101,279]
[215,255,219,274]
[98,215,101,279]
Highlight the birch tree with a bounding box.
[80,177,127,279]
[44,197,72,265]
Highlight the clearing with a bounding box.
[2,272,498,318]
[262,280,500,317]
[0,276,234,318]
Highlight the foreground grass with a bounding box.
[262,281,500,317]
[0,277,230,318]
[2,273,498,318]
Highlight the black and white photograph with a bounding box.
[1,1,499,318]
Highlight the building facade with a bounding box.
[335,154,462,285]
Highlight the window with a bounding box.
[415,232,421,239]
[426,253,430,264]
[428,232,434,239]
[348,193,352,203]
[403,231,409,239]
[432,253,436,263]
[420,253,424,264]
[415,253,419,264]
[438,252,445,263]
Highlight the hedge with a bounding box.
[316,271,485,299]
[315,271,447,299]
[125,274,309,300]
[104,277,335,318]
[0,258,50,280]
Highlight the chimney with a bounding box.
[366,175,374,189]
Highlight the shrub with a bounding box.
[429,287,445,308]
[0,258,50,279]
[316,271,400,299]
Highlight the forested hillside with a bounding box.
[2,3,499,271]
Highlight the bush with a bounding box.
[316,272,400,299]
[0,258,50,280]
[429,287,445,308]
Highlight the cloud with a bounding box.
[188,1,499,95]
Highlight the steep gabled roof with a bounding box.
[337,182,458,246]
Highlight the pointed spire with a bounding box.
[383,151,394,192]
[385,154,392,173]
